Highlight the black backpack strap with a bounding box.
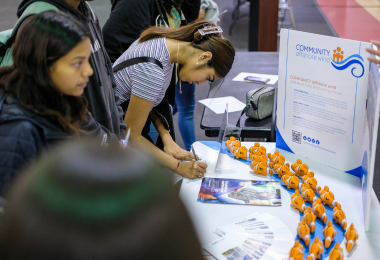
[112,57,163,72]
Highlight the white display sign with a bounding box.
[276,29,380,230]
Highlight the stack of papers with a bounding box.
[204,213,294,260]
[197,178,282,206]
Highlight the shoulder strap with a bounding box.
[85,2,97,22]
[112,57,163,72]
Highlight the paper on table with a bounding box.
[198,96,246,114]
[232,72,278,85]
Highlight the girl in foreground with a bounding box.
[0,10,93,194]
[114,21,235,178]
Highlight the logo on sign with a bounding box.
[331,47,364,78]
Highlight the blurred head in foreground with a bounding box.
[0,140,204,260]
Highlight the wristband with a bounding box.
[174,160,181,173]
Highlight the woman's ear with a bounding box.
[198,51,212,63]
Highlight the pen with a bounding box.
[191,145,198,161]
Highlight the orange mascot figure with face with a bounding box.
[234,146,248,160]
[297,218,311,246]
[289,240,303,260]
[292,159,309,177]
[253,146,267,156]
[225,136,235,149]
[230,140,241,154]
[323,220,337,248]
[301,171,319,193]
[282,173,300,190]
[303,206,317,233]
[313,198,327,224]
[318,186,337,208]
[345,223,359,252]
[291,190,306,213]
[333,202,347,230]
[301,183,317,204]
[329,242,344,260]
[307,237,324,260]
[251,161,273,177]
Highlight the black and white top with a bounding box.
[113,37,174,109]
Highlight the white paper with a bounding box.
[232,72,279,85]
[198,96,246,114]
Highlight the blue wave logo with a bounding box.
[331,53,365,78]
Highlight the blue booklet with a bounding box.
[197,178,281,206]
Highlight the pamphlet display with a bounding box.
[276,29,380,230]
[197,178,281,206]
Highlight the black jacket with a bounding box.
[103,0,201,63]
[0,94,70,196]
[17,0,127,144]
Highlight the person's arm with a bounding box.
[150,110,192,159]
[125,94,207,179]
[366,40,380,67]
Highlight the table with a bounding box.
[201,52,279,141]
[179,141,380,259]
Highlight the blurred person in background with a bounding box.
[13,0,127,144]
[0,11,92,196]
[0,139,204,260]
[103,0,200,151]
[112,21,235,178]
[366,40,380,67]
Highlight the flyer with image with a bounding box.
[197,178,281,206]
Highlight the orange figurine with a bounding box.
[323,220,337,248]
[333,202,347,230]
[225,136,235,148]
[291,190,306,213]
[292,159,309,177]
[282,173,300,190]
[303,206,317,233]
[329,242,344,260]
[251,154,269,164]
[249,142,260,154]
[254,146,267,157]
[297,218,311,246]
[301,183,317,204]
[289,240,303,260]
[313,198,327,224]
[307,237,324,260]
[268,151,287,165]
[270,163,292,177]
[301,171,319,193]
[230,140,241,154]
[234,146,248,160]
[251,161,273,177]
[318,186,337,208]
[345,223,359,252]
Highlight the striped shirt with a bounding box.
[113,37,173,109]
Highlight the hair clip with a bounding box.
[198,25,223,38]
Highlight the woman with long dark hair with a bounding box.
[113,20,235,178]
[0,10,93,195]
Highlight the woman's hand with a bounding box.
[163,138,195,160]
[366,40,380,67]
[176,161,208,179]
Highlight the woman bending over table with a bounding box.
[113,21,235,179]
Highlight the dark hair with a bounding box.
[0,140,204,260]
[139,20,235,78]
[0,10,90,135]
